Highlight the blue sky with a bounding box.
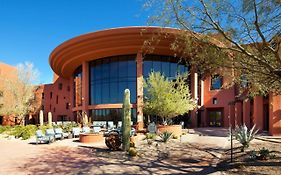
[0,0,147,84]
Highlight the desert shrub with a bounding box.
[21,125,37,140]
[128,147,138,157]
[0,125,11,134]
[38,125,53,134]
[249,147,276,160]
[160,131,173,143]
[235,124,258,152]
[10,125,37,140]
[172,135,178,139]
[146,133,157,140]
[62,122,78,133]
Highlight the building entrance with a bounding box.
[208,109,223,127]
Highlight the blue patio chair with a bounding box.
[107,121,114,130]
[82,126,90,133]
[54,128,68,140]
[72,127,81,138]
[93,126,101,133]
[45,129,55,142]
[36,130,54,144]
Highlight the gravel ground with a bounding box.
[217,139,281,175]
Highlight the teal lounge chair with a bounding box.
[36,130,54,144]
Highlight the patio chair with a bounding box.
[82,126,90,133]
[54,128,68,140]
[117,121,122,128]
[72,127,81,138]
[107,121,114,130]
[45,129,56,142]
[35,130,54,144]
[93,126,101,133]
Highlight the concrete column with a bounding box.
[243,98,251,128]
[136,52,144,130]
[269,93,281,136]
[190,68,198,127]
[82,61,89,115]
[253,96,264,131]
[69,77,74,109]
[200,80,204,106]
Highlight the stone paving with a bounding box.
[0,128,229,175]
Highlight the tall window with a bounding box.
[143,55,189,80]
[58,83,63,90]
[74,66,82,107]
[91,108,137,123]
[89,55,137,104]
[211,75,222,90]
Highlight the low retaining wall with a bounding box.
[158,125,182,137]
[79,133,104,143]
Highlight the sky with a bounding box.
[0,0,148,84]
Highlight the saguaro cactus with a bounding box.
[39,110,44,126]
[122,89,131,151]
[48,112,52,127]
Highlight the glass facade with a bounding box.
[143,55,189,79]
[73,66,82,107]
[89,55,137,105]
[90,109,137,123]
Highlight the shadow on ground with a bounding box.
[193,127,229,137]
[19,143,225,175]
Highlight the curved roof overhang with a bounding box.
[49,26,182,78]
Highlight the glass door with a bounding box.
[209,110,222,127]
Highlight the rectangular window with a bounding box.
[42,93,44,99]
[53,107,56,112]
[59,83,63,90]
[56,95,59,104]
[213,98,218,104]
[211,75,222,90]
[50,92,53,99]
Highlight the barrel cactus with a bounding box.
[48,112,52,127]
[39,110,44,126]
[122,89,131,151]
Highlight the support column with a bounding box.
[69,76,75,121]
[243,98,251,128]
[253,96,264,131]
[136,52,144,130]
[190,68,198,127]
[200,80,204,106]
[82,62,89,116]
[269,93,281,136]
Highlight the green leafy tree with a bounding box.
[144,72,196,124]
[144,0,281,95]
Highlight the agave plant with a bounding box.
[235,124,259,152]
[160,131,173,143]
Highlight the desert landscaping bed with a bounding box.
[217,139,281,175]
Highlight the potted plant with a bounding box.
[144,72,196,137]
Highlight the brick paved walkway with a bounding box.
[0,128,229,175]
